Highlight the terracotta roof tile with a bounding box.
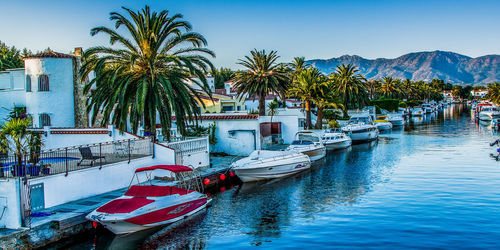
[25,51,74,59]
[170,114,258,121]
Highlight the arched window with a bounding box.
[39,113,51,127]
[26,75,31,92]
[38,74,49,92]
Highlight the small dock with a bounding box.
[0,156,239,249]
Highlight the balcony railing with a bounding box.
[0,138,153,179]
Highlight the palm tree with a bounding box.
[380,76,399,98]
[267,101,279,124]
[313,91,343,129]
[0,118,33,169]
[289,57,310,73]
[288,68,326,129]
[80,6,214,139]
[233,49,288,116]
[366,79,381,100]
[330,64,368,117]
[487,83,500,104]
[400,78,413,100]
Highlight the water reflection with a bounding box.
[72,104,500,249]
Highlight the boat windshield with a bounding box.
[296,133,320,142]
[291,140,314,145]
[349,116,371,124]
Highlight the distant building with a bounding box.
[471,89,488,99]
[0,49,88,127]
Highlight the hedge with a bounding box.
[369,99,400,112]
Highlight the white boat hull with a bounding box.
[292,146,326,161]
[375,122,393,131]
[324,139,352,150]
[388,119,405,126]
[234,160,311,182]
[412,111,424,116]
[479,112,500,121]
[93,200,208,234]
[349,130,378,142]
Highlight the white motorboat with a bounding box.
[231,150,311,182]
[387,113,405,126]
[321,129,352,150]
[342,114,379,142]
[421,104,433,113]
[412,107,424,116]
[478,106,500,121]
[287,131,326,161]
[86,165,209,234]
[373,115,393,131]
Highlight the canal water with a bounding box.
[67,104,500,249]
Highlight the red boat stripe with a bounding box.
[124,198,207,225]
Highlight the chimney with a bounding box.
[73,47,83,57]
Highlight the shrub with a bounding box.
[370,98,400,112]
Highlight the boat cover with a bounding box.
[97,197,154,214]
[124,185,193,197]
[135,165,193,173]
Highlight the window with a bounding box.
[38,75,49,91]
[222,105,234,112]
[39,114,51,127]
[26,75,31,92]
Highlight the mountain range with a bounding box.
[307,51,500,85]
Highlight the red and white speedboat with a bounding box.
[86,165,209,234]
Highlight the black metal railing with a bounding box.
[0,138,153,179]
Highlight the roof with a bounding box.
[170,114,259,121]
[24,51,74,59]
[135,165,193,173]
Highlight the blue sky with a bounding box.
[1,0,499,68]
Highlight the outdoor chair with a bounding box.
[77,147,106,167]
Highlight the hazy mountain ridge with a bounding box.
[308,51,500,84]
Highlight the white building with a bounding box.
[0,50,88,127]
[471,89,487,99]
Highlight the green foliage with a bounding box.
[9,106,28,120]
[267,101,279,122]
[0,118,41,167]
[323,109,342,121]
[208,123,217,145]
[329,64,368,115]
[370,98,400,112]
[79,6,214,140]
[328,120,340,129]
[234,49,289,116]
[212,67,235,89]
[184,125,209,137]
[375,105,382,114]
[0,41,23,71]
[398,102,407,108]
[486,82,500,104]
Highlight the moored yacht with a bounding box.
[341,114,379,142]
[321,129,352,150]
[412,107,424,116]
[478,106,500,121]
[387,113,405,126]
[86,165,209,234]
[231,150,311,182]
[287,131,326,161]
[373,115,393,131]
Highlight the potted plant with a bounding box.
[0,118,37,177]
[41,162,50,175]
[28,133,43,176]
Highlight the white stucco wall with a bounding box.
[29,143,175,208]
[0,178,22,229]
[0,69,27,124]
[25,57,75,127]
[258,115,300,145]
[196,119,261,156]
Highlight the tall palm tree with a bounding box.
[289,57,310,73]
[288,68,326,129]
[366,79,381,100]
[401,78,413,100]
[80,6,214,139]
[487,83,500,105]
[380,76,399,98]
[312,90,343,129]
[330,64,368,117]
[233,49,288,116]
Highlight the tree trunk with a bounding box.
[305,100,312,130]
[343,95,349,118]
[258,95,266,116]
[315,106,323,129]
